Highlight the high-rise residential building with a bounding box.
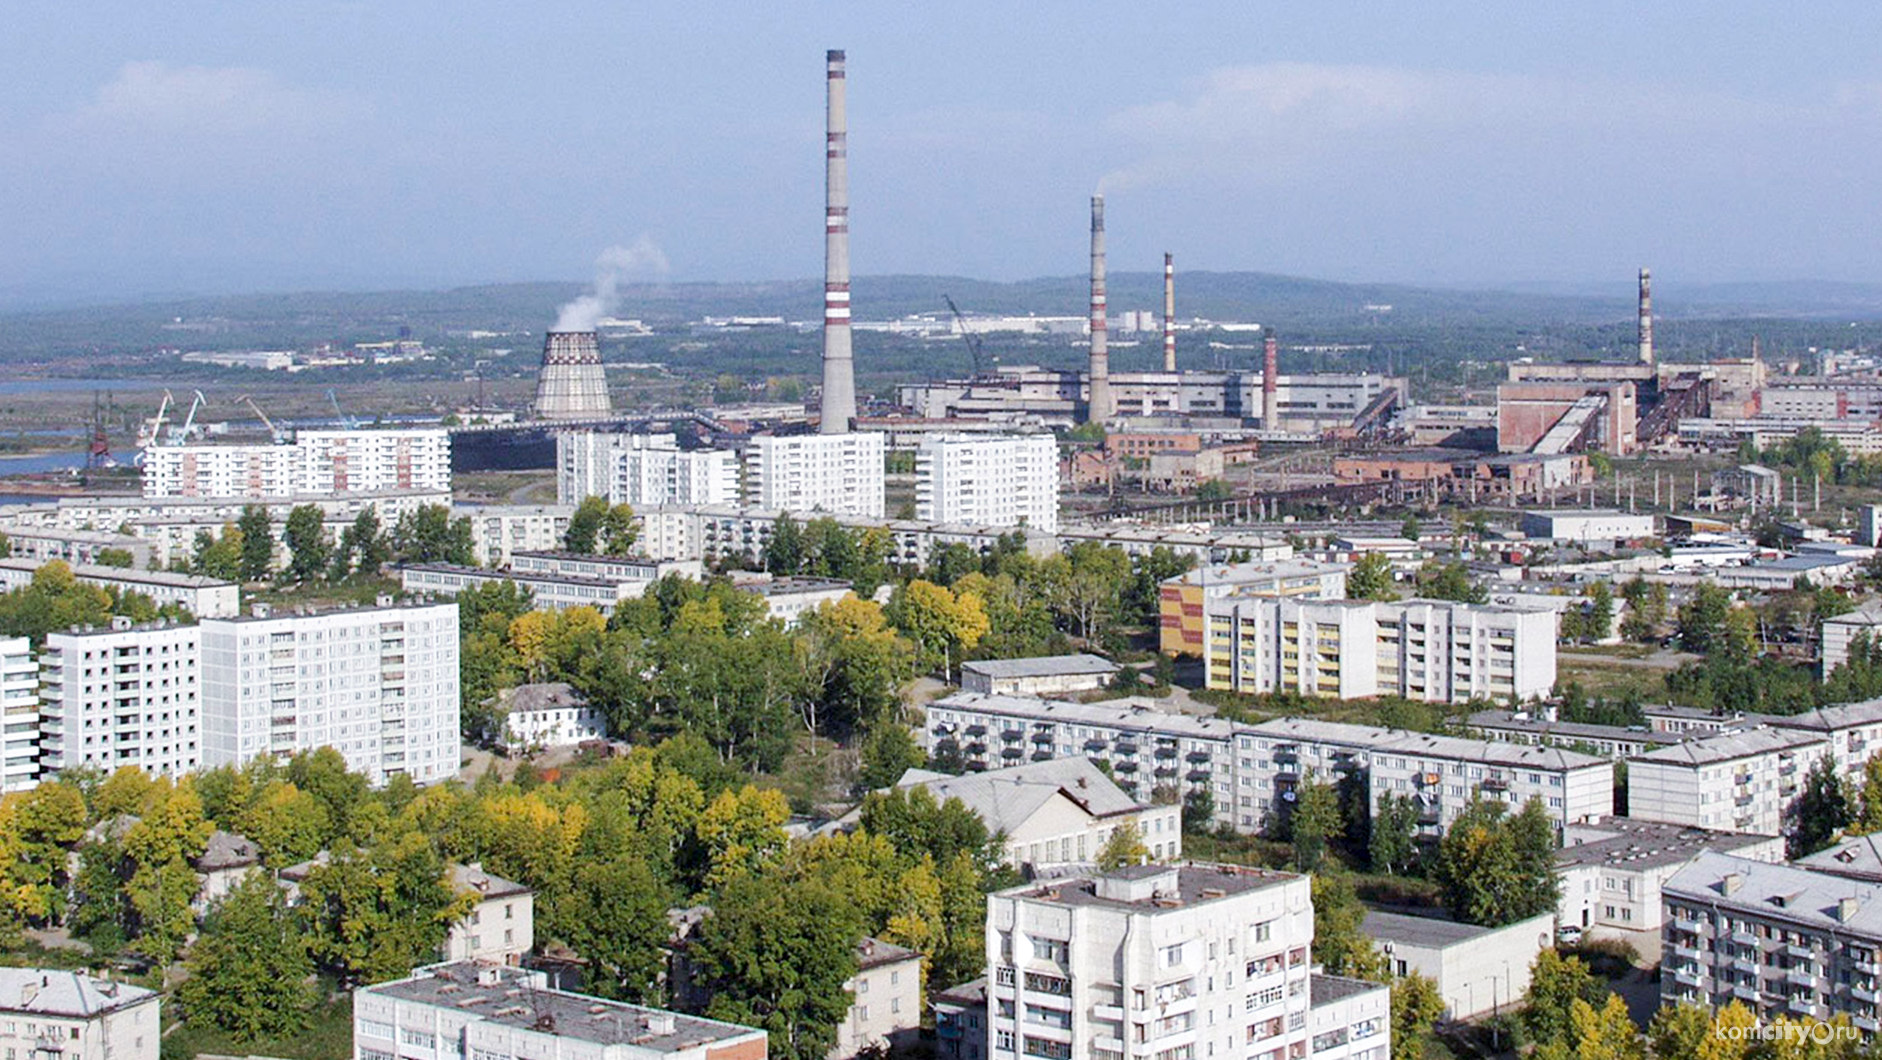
[1203,596,1557,705]
[141,429,450,499]
[39,618,200,781]
[556,432,740,508]
[0,637,37,792]
[915,433,1060,533]
[981,863,1389,1060]
[200,599,459,786]
[748,433,885,517]
[1159,560,1350,657]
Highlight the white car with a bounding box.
[1557,924,1584,946]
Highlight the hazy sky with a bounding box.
[6,1,1882,304]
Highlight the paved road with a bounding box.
[1559,648,1698,671]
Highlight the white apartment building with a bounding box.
[356,962,766,1060]
[1203,597,1557,706]
[453,504,573,566]
[141,429,450,499]
[915,433,1061,533]
[557,432,740,508]
[1627,726,1831,837]
[1663,852,1882,1030]
[401,564,638,616]
[748,433,885,517]
[736,576,855,624]
[836,939,925,1060]
[495,683,606,754]
[1556,817,1783,942]
[0,969,160,1060]
[983,863,1389,1060]
[40,618,200,780]
[0,559,238,618]
[0,638,36,792]
[1824,606,1882,679]
[200,599,459,786]
[1769,697,1882,775]
[444,862,535,966]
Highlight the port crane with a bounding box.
[943,295,992,376]
[238,395,286,443]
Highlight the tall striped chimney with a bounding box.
[1262,332,1279,429]
[1086,195,1113,423]
[1162,252,1176,373]
[819,49,857,434]
[1637,266,1653,367]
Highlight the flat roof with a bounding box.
[739,576,853,597]
[1360,910,1492,949]
[1558,817,1778,871]
[1005,863,1299,912]
[1309,973,1387,1006]
[1630,725,1828,766]
[931,692,1237,742]
[0,558,232,590]
[962,654,1119,679]
[1466,711,1683,747]
[402,563,624,590]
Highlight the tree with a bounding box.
[1195,479,1233,502]
[94,548,135,569]
[858,725,925,791]
[122,779,214,964]
[1287,772,1340,873]
[1854,756,1882,836]
[1369,792,1419,875]
[1348,552,1398,601]
[888,580,988,677]
[1648,1002,1757,1060]
[282,505,331,583]
[392,504,476,566]
[1585,581,1614,642]
[1678,583,1749,658]
[298,832,469,986]
[1793,753,1854,858]
[1416,561,1487,604]
[194,524,245,582]
[1311,872,1386,980]
[334,509,390,578]
[599,503,638,555]
[1096,821,1150,870]
[696,785,790,890]
[178,872,316,1041]
[1433,796,1560,926]
[1390,973,1445,1060]
[1543,996,1643,1060]
[237,505,274,581]
[764,514,804,575]
[688,873,864,1060]
[564,496,610,554]
[561,855,671,1002]
[1400,514,1422,542]
[1522,949,1610,1046]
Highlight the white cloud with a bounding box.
[68,60,358,137]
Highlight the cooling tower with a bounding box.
[535,331,611,419]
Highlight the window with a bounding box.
[1023,1038,1073,1060]
[1163,943,1184,967]
[858,977,871,994]
[358,1019,395,1040]
[996,1031,1015,1051]
[1254,921,1273,943]
[399,1028,436,1049]
[1033,938,1069,963]
[1025,1005,1072,1030]
[1024,972,1071,996]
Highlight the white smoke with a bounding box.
[553,237,671,332]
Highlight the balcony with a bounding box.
[1187,769,1212,783]
[1001,747,1024,760]
[1672,969,1702,989]
[1155,746,1178,760]
[1086,738,1110,751]
[1032,731,1054,745]
[1672,917,1701,934]
[1786,943,1815,960]
[1670,944,1699,962]
[1185,750,1210,763]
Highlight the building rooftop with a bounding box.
[889,758,1145,834]
[1309,973,1387,1007]
[1665,851,1882,937]
[496,682,589,716]
[0,969,156,1018]
[194,830,260,872]
[511,550,664,567]
[1795,834,1882,881]
[450,862,532,901]
[1770,697,1882,734]
[209,596,454,623]
[1466,711,1683,748]
[934,977,988,1008]
[961,654,1119,680]
[738,576,853,597]
[1558,817,1777,871]
[402,563,626,590]
[1248,717,1609,772]
[1005,863,1299,911]
[1166,558,1349,588]
[856,937,920,972]
[368,962,762,1051]
[0,558,232,590]
[1630,725,1827,766]
[1360,910,1494,949]
[1524,509,1645,519]
[932,692,1237,742]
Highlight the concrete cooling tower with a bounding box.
[535,331,612,419]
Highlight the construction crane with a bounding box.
[238,395,285,443]
[174,389,207,444]
[137,389,175,452]
[943,295,990,376]
[327,389,361,430]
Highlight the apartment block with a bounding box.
[1557,817,1783,939]
[454,504,574,566]
[557,432,740,508]
[747,433,885,518]
[0,970,159,1060]
[200,599,459,786]
[1767,697,1882,775]
[141,444,301,499]
[982,863,1389,1060]
[1202,597,1556,706]
[1663,852,1882,1030]
[1627,726,1830,837]
[356,962,766,1060]
[836,939,924,1060]
[443,862,534,966]
[40,618,199,781]
[142,429,450,499]
[1162,559,1350,657]
[0,638,35,792]
[915,433,1061,533]
[0,559,239,618]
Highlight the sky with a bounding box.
[5,1,1882,306]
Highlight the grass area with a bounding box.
[160,992,353,1060]
[768,733,853,814]
[1556,658,1666,700]
[452,470,555,504]
[1185,832,1447,908]
[1559,642,1657,660]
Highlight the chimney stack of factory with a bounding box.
[1162,253,1176,373]
[1085,195,1113,424]
[819,49,857,434]
[1638,266,1654,367]
[1263,333,1280,429]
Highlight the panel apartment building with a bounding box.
[915,433,1061,533]
[557,432,741,508]
[1158,560,1350,657]
[0,637,36,792]
[747,433,885,518]
[39,618,200,780]
[200,599,459,785]
[142,428,450,499]
[1202,596,1558,706]
[1626,726,1831,837]
[982,863,1390,1060]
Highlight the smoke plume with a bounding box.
[553,236,670,332]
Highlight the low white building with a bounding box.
[444,861,535,965]
[0,527,152,569]
[747,432,886,517]
[495,683,606,754]
[0,558,238,618]
[1626,726,1830,836]
[192,830,262,914]
[960,655,1120,697]
[1556,817,1783,949]
[402,564,638,615]
[1519,509,1655,544]
[0,969,160,1060]
[454,504,574,566]
[915,433,1061,533]
[39,618,200,781]
[1364,911,1553,1020]
[735,576,855,624]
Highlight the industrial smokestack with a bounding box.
[1637,267,1653,367]
[1262,333,1279,430]
[535,331,611,419]
[1162,253,1176,373]
[1086,195,1113,423]
[820,49,858,434]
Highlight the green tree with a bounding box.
[1390,973,1446,1060]
[1586,581,1615,642]
[94,548,135,569]
[1522,948,1610,1045]
[1678,583,1747,657]
[1369,792,1419,875]
[1287,772,1341,873]
[178,872,316,1041]
[237,505,274,581]
[696,785,790,890]
[764,515,805,575]
[690,873,864,1060]
[1434,796,1560,926]
[1793,754,1855,858]
[1416,561,1487,604]
[887,580,989,676]
[392,504,476,566]
[599,503,638,555]
[194,524,245,582]
[333,509,390,578]
[858,725,926,791]
[282,505,331,583]
[1348,552,1398,601]
[1195,479,1233,502]
[298,832,469,986]
[122,779,214,964]
[1400,514,1422,542]
[561,855,671,1002]
[1096,821,1150,870]
[564,496,609,554]
[1311,872,1386,980]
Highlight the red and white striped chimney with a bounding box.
[1086,195,1113,423]
[1262,333,1279,429]
[1162,252,1176,373]
[1637,267,1653,367]
[819,49,857,434]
